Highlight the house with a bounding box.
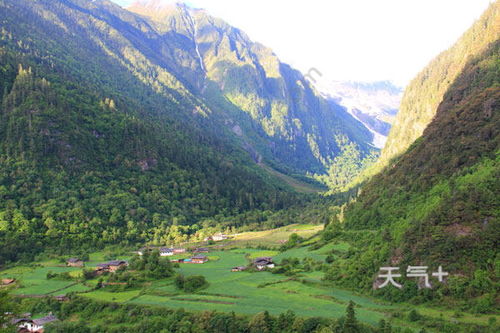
[15,314,58,333]
[231,266,247,272]
[95,260,128,273]
[66,258,84,267]
[194,247,209,253]
[159,248,174,256]
[253,257,275,271]
[191,255,208,264]
[107,260,128,272]
[173,248,186,254]
[1,278,15,286]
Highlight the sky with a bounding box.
[111,0,494,87]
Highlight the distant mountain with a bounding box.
[318,80,402,148]
[322,2,499,306]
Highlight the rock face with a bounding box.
[318,80,402,148]
[126,0,377,176]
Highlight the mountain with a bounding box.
[125,0,377,176]
[321,2,499,309]
[371,1,500,174]
[318,80,402,148]
[0,0,375,262]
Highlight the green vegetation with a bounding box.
[174,274,208,292]
[359,0,500,182]
[128,251,174,279]
[319,1,500,314]
[0,0,373,264]
[2,245,498,332]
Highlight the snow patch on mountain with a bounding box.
[315,80,402,148]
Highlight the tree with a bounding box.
[408,309,421,322]
[342,301,359,333]
[0,291,15,330]
[248,311,273,333]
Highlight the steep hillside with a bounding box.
[321,2,499,311]
[367,2,499,176]
[127,0,377,180]
[0,0,323,262]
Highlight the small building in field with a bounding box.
[253,257,275,271]
[1,278,15,285]
[66,258,84,267]
[95,260,128,273]
[159,248,174,256]
[173,248,186,254]
[15,314,58,333]
[191,255,208,264]
[231,266,247,272]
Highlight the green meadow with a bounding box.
[1,225,497,330]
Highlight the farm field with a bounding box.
[123,249,390,326]
[2,242,497,331]
[227,224,323,247]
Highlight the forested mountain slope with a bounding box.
[0,0,344,263]
[362,1,499,178]
[322,2,499,310]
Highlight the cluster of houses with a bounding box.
[11,314,57,333]
[65,257,129,275]
[62,247,275,279]
[136,246,210,264]
[171,254,208,264]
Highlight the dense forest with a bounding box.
[0,0,386,265]
[320,2,499,312]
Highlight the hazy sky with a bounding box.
[111,0,494,86]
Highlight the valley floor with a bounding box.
[1,225,498,331]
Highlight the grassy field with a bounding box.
[259,163,326,194]
[229,224,323,248]
[122,249,388,325]
[2,232,498,331]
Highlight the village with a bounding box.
[3,232,280,332]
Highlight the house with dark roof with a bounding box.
[66,258,84,267]
[95,260,128,273]
[159,247,174,256]
[253,257,275,270]
[14,314,58,332]
[191,255,208,264]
